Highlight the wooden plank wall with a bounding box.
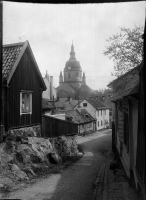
[42,115,78,138]
[136,64,145,192]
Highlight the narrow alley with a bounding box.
[4,130,111,200]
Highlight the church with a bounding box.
[56,43,95,100]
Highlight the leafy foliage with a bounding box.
[103,26,144,77]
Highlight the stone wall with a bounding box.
[8,125,41,138]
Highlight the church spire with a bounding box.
[59,71,63,83]
[70,41,76,59]
[82,72,86,84]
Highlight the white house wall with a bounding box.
[43,78,51,99]
[96,109,109,130]
[75,99,109,131]
[77,99,96,118]
[43,78,57,100]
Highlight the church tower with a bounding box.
[63,42,82,88]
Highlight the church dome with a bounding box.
[65,59,81,70]
[64,43,82,71]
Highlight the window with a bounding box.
[20,92,32,114]
[98,121,99,127]
[105,110,106,115]
[83,103,87,107]
[109,111,112,116]
[97,110,99,116]
[101,110,102,116]
[101,121,103,126]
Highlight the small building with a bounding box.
[74,98,110,130]
[65,109,96,135]
[2,40,46,135]
[54,96,78,111]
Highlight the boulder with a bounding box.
[10,164,28,180]
[0,143,13,167]
[48,152,62,164]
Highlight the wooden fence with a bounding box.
[42,115,78,138]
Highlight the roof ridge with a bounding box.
[108,65,140,87]
[3,41,27,48]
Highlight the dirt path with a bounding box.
[3,130,112,200]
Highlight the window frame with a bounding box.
[20,91,32,115]
[83,103,87,107]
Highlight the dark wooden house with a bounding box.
[136,60,145,199]
[2,40,46,133]
[108,61,146,197]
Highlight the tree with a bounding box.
[103,26,144,77]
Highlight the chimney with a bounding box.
[50,76,53,100]
[68,95,71,103]
[45,70,49,81]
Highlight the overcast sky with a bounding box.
[3,1,145,90]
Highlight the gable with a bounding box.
[2,40,46,90]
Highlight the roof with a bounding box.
[55,98,78,110]
[86,98,108,109]
[42,98,54,110]
[107,65,140,88]
[65,109,96,124]
[56,82,94,99]
[56,83,77,97]
[107,64,141,102]
[2,40,46,90]
[112,73,139,101]
[74,98,108,110]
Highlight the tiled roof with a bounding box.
[112,73,139,101]
[65,109,96,124]
[55,98,78,110]
[107,64,141,102]
[42,98,54,109]
[2,43,24,80]
[107,65,140,88]
[86,98,108,109]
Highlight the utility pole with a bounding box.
[0,2,4,141]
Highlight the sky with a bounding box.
[3,1,145,90]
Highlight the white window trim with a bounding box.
[20,91,32,115]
